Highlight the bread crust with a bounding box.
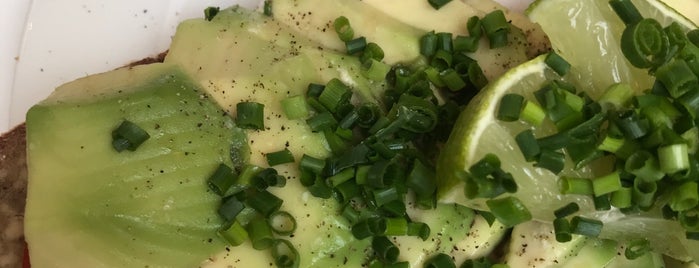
[0,124,27,268]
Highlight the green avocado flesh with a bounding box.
[23,2,563,268]
[24,63,246,267]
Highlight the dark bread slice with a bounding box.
[0,52,167,268]
[0,124,27,268]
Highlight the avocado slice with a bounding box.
[24,63,246,267]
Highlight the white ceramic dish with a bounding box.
[0,0,532,133]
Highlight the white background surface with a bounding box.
[0,0,603,133]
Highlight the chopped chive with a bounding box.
[609,0,643,25]
[424,253,455,268]
[246,190,283,216]
[545,51,571,76]
[323,129,348,153]
[407,222,431,240]
[467,16,482,38]
[658,143,690,174]
[625,238,651,260]
[266,148,295,166]
[407,159,436,196]
[333,16,354,42]
[453,35,479,53]
[373,187,400,207]
[554,202,580,218]
[633,179,657,209]
[481,10,509,48]
[486,196,532,227]
[427,0,452,10]
[112,120,150,152]
[207,163,237,196]
[247,217,275,250]
[346,37,368,55]
[592,171,622,197]
[599,83,633,111]
[593,194,612,211]
[271,239,299,268]
[307,83,325,98]
[535,149,566,174]
[553,218,572,242]
[362,59,392,81]
[281,95,309,120]
[469,153,501,179]
[559,176,593,195]
[679,209,699,231]
[383,217,409,236]
[670,181,699,212]
[515,129,540,162]
[327,167,356,188]
[420,31,438,57]
[319,78,352,113]
[437,32,453,52]
[431,50,453,70]
[203,6,220,21]
[268,211,297,236]
[218,220,248,246]
[362,42,385,62]
[610,186,633,209]
[677,88,699,118]
[218,195,245,222]
[299,154,325,174]
[497,93,524,122]
[468,61,489,89]
[236,102,265,130]
[306,112,338,132]
[570,216,603,237]
[439,69,466,91]
[620,18,668,69]
[372,236,400,263]
[656,59,697,98]
[263,1,272,16]
[624,151,664,182]
[521,100,546,126]
[598,136,625,153]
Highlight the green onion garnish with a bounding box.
[265,148,294,167]
[545,51,571,76]
[497,93,524,122]
[218,195,245,222]
[281,95,309,120]
[553,218,572,242]
[554,202,580,218]
[271,239,300,268]
[319,78,352,113]
[625,238,651,260]
[247,216,275,250]
[203,6,220,21]
[481,10,509,48]
[609,0,643,25]
[333,16,354,42]
[268,211,297,236]
[486,196,532,227]
[236,102,265,130]
[218,220,248,247]
[246,190,283,216]
[207,163,237,196]
[111,120,150,152]
[420,31,438,57]
[427,0,452,10]
[570,216,603,237]
[346,37,368,55]
[423,253,456,268]
[372,236,400,263]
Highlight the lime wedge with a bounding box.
[527,0,696,99]
[438,0,699,262]
[436,54,596,221]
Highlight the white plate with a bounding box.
[0,0,539,133]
